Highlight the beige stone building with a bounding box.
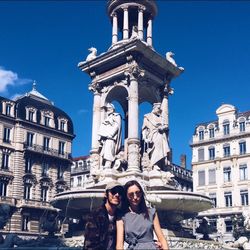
[191,104,250,241]
[0,83,74,236]
[70,156,91,189]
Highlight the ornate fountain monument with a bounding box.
[51,0,214,244]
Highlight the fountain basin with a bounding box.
[51,189,213,223]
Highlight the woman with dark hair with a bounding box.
[116,180,169,250]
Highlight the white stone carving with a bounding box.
[130,25,139,39]
[86,47,97,62]
[142,103,170,169]
[166,51,184,71]
[243,210,250,231]
[98,103,122,169]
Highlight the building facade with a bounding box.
[70,156,91,189]
[0,83,74,237]
[191,104,250,241]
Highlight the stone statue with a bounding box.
[217,216,225,243]
[98,103,122,169]
[243,210,250,231]
[86,47,97,62]
[130,25,139,39]
[166,51,184,71]
[142,103,170,169]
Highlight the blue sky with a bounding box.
[1,1,250,168]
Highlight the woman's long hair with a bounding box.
[122,180,149,219]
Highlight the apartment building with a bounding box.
[0,83,74,236]
[191,104,250,241]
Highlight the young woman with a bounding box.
[116,180,169,250]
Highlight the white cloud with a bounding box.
[0,66,32,93]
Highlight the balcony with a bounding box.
[0,196,16,206]
[24,143,71,160]
[18,199,56,211]
[0,168,14,181]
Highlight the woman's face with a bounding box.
[127,184,142,207]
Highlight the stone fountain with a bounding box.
[50,1,215,247]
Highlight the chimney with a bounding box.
[180,154,186,168]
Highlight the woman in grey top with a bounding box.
[116,180,169,250]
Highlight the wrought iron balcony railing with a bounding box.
[24,143,71,160]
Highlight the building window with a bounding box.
[6,104,11,116]
[24,184,31,200]
[198,148,204,162]
[209,147,215,160]
[25,158,32,174]
[3,127,11,143]
[59,120,65,131]
[239,141,246,155]
[198,130,204,141]
[223,144,230,157]
[43,137,50,152]
[41,186,48,202]
[198,170,205,186]
[223,122,230,135]
[209,193,217,207]
[44,116,50,127]
[28,110,34,122]
[239,121,246,132]
[77,176,82,187]
[225,220,233,232]
[224,192,232,207]
[223,167,231,182]
[209,128,215,138]
[240,190,249,206]
[0,181,7,196]
[59,141,65,155]
[21,215,30,231]
[239,164,248,181]
[1,152,9,170]
[208,169,216,184]
[57,165,64,179]
[42,162,49,177]
[70,178,74,188]
[26,132,34,147]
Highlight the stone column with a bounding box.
[112,12,118,44]
[91,91,101,151]
[138,7,144,40]
[126,65,144,172]
[123,7,129,39]
[147,17,153,47]
[89,89,101,174]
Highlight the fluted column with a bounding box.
[147,17,153,46]
[123,7,129,39]
[112,12,118,44]
[125,65,145,172]
[138,7,144,40]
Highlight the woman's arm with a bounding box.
[153,212,169,250]
[116,219,124,250]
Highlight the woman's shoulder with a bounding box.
[148,207,156,217]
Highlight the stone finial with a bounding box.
[166,51,184,71]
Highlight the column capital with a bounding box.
[121,5,129,11]
[138,6,146,12]
[125,65,145,80]
[111,11,117,18]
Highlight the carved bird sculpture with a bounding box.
[86,47,97,62]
